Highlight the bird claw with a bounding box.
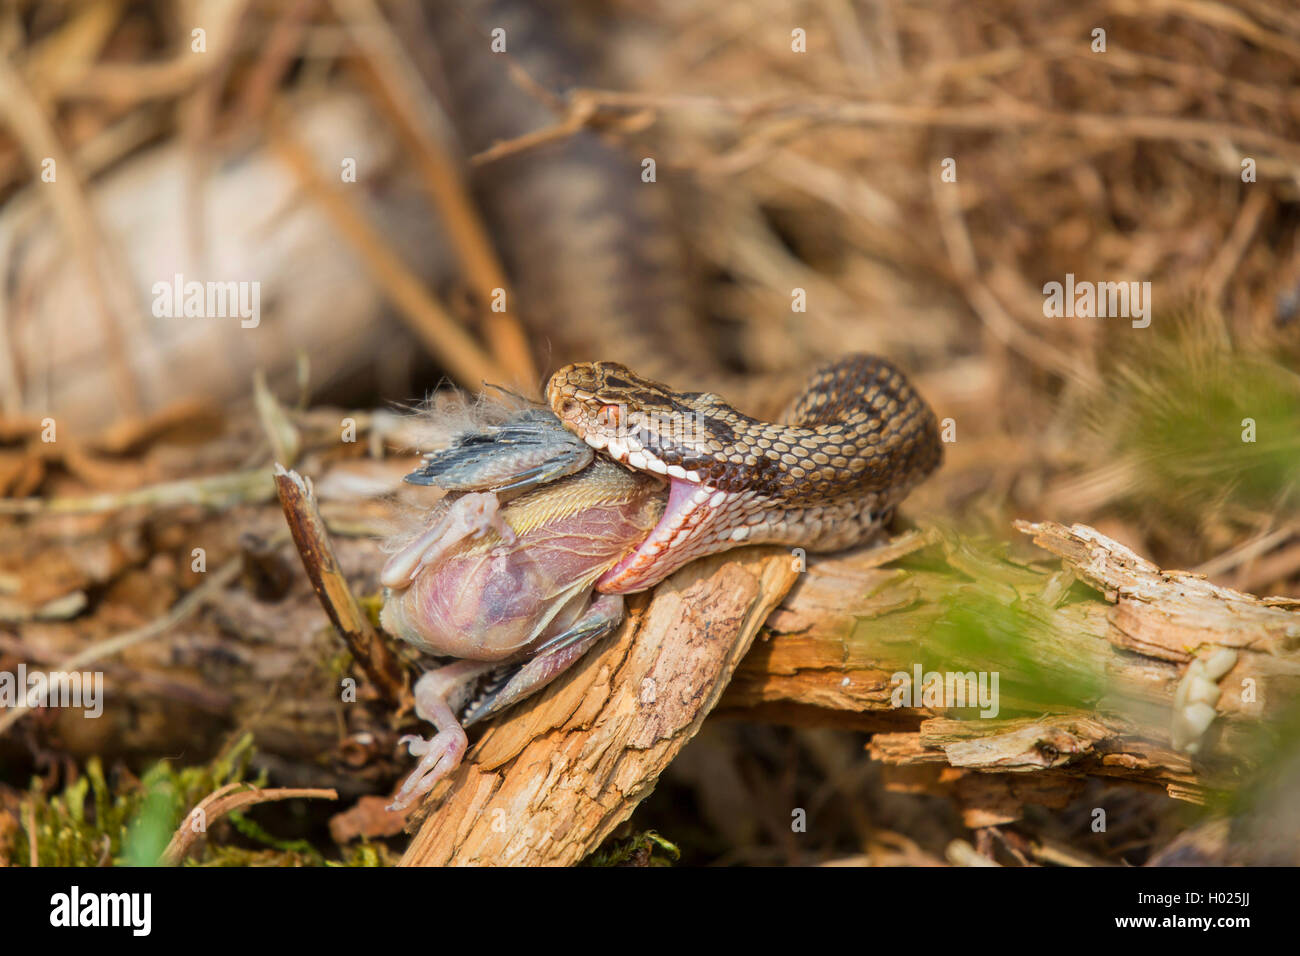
[388,726,468,811]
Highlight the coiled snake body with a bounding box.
[547,354,943,593]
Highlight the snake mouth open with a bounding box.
[548,353,944,593]
[565,419,730,593]
[596,475,704,591]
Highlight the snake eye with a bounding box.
[596,404,622,429]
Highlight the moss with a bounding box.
[15,734,392,867]
[16,735,250,866]
[585,829,680,867]
[854,527,1110,717]
[197,840,395,867]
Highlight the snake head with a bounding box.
[545,362,710,481]
[547,362,632,449]
[545,355,943,594]
[548,362,640,429]
[546,361,733,595]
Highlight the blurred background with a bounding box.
[0,0,1298,865]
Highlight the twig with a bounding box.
[273,465,408,707]
[468,97,597,167]
[269,116,508,389]
[334,0,538,388]
[161,781,338,865]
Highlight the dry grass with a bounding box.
[1,0,1298,866]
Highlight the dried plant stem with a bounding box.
[0,468,275,515]
[0,55,140,414]
[274,465,408,707]
[335,0,538,388]
[161,781,338,865]
[269,117,508,389]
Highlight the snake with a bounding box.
[546,354,943,593]
[426,7,943,590]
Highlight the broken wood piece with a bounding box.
[273,464,408,707]
[399,547,800,866]
[720,521,1300,809]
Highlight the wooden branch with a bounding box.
[399,549,799,866]
[390,517,1300,858]
[274,465,409,707]
[719,521,1300,816]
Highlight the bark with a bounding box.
[399,549,799,865]
[401,520,1300,861]
[721,521,1300,819]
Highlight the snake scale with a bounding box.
[547,355,942,593]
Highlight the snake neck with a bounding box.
[594,475,895,594]
[548,354,942,592]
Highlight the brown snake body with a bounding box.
[547,354,943,593]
